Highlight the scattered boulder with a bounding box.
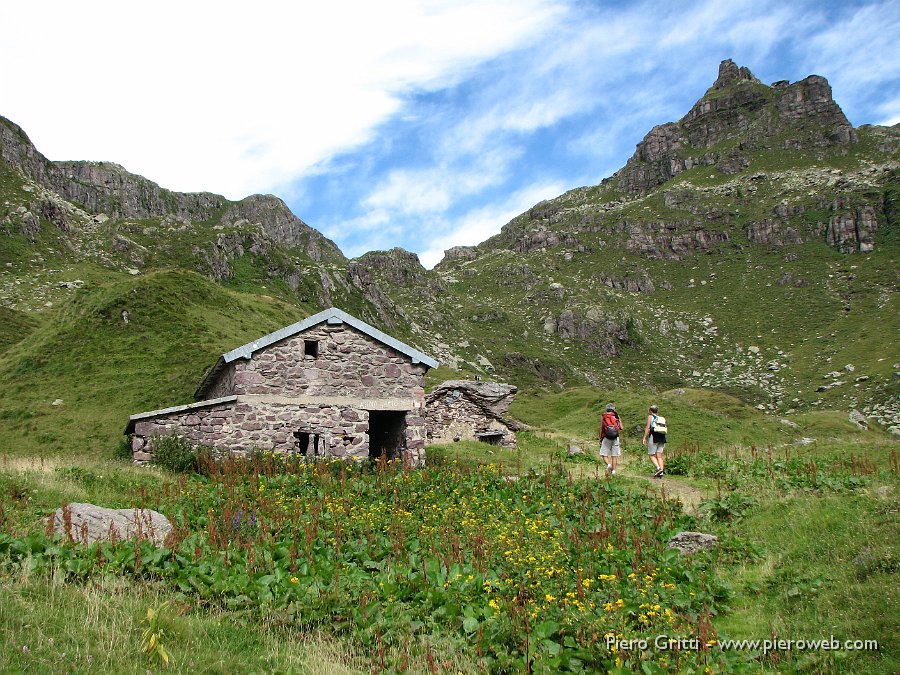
[51,399,63,406]
[51,503,172,546]
[849,409,868,430]
[780,418,799,429]
[567,445,585,456]
[668,531,718,554]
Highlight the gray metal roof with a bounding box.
[194,307,438,399]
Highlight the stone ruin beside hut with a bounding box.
[424,380,525,449]
[126,308,438,467]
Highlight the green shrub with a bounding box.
[699,490,756,522]
[150,435,198,473]
[114,436,133,462]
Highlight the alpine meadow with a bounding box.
[0,55,897,674]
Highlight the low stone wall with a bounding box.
[425,394,516,449]
[131,396,426,466]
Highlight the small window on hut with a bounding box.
[304,339,319,358]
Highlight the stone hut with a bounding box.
[424,380,524,449]
[125,308,439,466]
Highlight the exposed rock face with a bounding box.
[623,221,730,259]
[0,115,342,264]
[668,531,718,554]
[51,503,172,546]
[50,161,224,222]
[347,248,439,329]
[553,309,635,356]
[826,200,878,253]
[219,195,339,260]
[442,245,478,262]
[747,219,803,247]
[595,272,655,293]
[777,76,857,146]
[350,248,432,287]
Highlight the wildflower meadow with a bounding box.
[0,452,743,673]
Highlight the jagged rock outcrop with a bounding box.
[50,160,225,222]
[219,195,340,261]
[442,245,478,262]
[746,219,803,246]
[595,272,655,293]
[826,200,878,252]
[553,308,636,355]
[623,221,730,259]
[350,248,434,287]
[347,248,441,329]
[616,60,857,195]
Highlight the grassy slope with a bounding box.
[0,306,40,352]
[0,269,303,456]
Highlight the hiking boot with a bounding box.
[653,468,664,478]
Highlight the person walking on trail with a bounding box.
[642,404,667,478]
[598,403,624,475]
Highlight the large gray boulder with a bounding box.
[668,531,718,554]
[51,503,172,546]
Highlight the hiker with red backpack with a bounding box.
[642,404,667,478]
[598,403,624,475]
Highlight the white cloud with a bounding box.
[363,146,519,215]
[0,0,566,199]
[418,180,566,268]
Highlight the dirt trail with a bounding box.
[542,431,708,515]
[627,470,707,515]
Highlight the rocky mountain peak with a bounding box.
[615,60,857,194]
[711,58,760,91]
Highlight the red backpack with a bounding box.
[602,412,620,439]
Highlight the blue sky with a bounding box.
[2,1,899,267]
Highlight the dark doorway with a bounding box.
[367,410,407,460]
[477,431,504,446]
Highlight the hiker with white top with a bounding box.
[642,404,667,478]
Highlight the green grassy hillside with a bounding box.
[0,270,303,456]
